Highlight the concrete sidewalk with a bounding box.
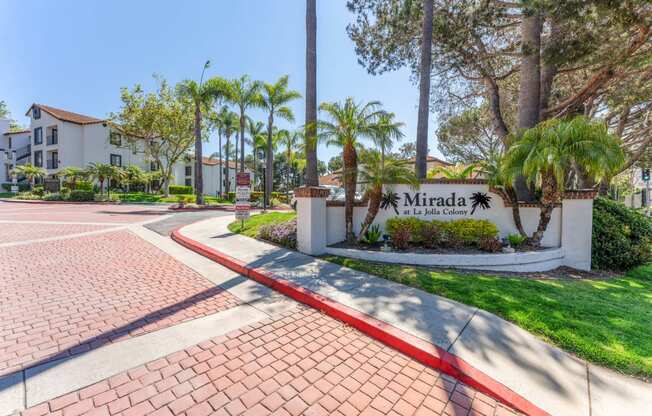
[176,216,652,416]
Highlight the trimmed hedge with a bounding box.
[68,190,95,202]
[169,185,193,195]
[74,181,93,191]
[1,182,30,192]
[592,197,652,271]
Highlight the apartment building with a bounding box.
[1,104,252,192]
[0,119,31,183]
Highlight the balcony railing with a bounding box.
[46,135,58,146]
[15,144,31,160]
[46,160,59,169]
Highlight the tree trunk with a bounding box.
[343,142,358,242]
[484,77,509,143]
[194,103,204,205]
[415,0,433,180]
[304,0,319,186]
[240,112,246,172]
[225,135,231,195]
[531,170,559,246]
[539,20,560,120]
[357,184,382,243]
[515,12,542,202]
[234,134,239,174]
[252,146,257,192]
[218,131,223,197]
[287,147,292,203]
[505,187,528,238]
[266,113,274,208]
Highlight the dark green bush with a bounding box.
[32,186,45,196]
[68,190,95,202]
[74,181,93,191]
[1,182,30,192]
[169,185,193,195]
[592,197,652,271]
[385,217,499,249]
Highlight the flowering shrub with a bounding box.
[385,217,500,251]
[258,219,297,249]
[390,226,411,250]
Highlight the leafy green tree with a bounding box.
[504,116,625,245]
[111,77,195,196]
[318,98,384,241]
[357,150,418,242]
[12,164,46,190]
[327,155,343,173]
[437,105,503,163]
[122,165,147,192]
[226,75,263,173]
[396,142,417,159]
[260,75,301,206]
[177,65,228,204]
[0,101,10,119]
[427,163,476,180]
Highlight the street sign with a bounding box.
[235,172,251,221]
[643,168,650,182]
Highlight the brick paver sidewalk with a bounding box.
[22,307,520,416]
[0,229,240,376]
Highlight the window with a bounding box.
[47,152,58,169]
[185,166,192,176]
[110,154,122,167]
[7,137,11,149]
[33,107,41,119]
[184,178,192,186]
[150,161,160,171]
[34,150,43,167]
[34,127,43,145]
[109,132,122,146]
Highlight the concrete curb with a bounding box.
[171,225,549,416]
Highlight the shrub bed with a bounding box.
[592,197,652,270]
[169,185,193,195]
[258,219,297,249]
[68,190,95,202]
[385,217,499,252]
[1,183,30,192]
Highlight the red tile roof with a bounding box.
[201,157,241,170]
[3,129,30,136]
[26,104,105,125]
[319,173,342,187]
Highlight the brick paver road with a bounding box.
[22,307,519,416]
[0,229,240,376]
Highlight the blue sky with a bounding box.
[0,0,440,162]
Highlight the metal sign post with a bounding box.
[235,172,251,226]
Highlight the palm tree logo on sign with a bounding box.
[470,192,492,214]
[380,191,400,215]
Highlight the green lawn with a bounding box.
[117,192,232,204]
[323,255,652,379]
[228,212,296,238]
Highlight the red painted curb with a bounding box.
[171,226,549,416]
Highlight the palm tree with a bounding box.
[504,116,624,245]
[357,150,418,242]
[246,119,266,191]
[260,75,301,206]
[12,164,46,190]
[372,112,404,169]
[209,105,233,196]
[480,152,527,238]
[86,162,120,195]
[318,98,384,241]
[415,0,434,179]
[427,163,476,180]
[177,66,227,205]
[227,75,263,173]
[220,110,240,194]
[56,166,86,190]
[122,165,146,193]
[304,0,319,186]
[277,129,301,200]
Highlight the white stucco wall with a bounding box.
[325,183,562,247]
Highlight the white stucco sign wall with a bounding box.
[295,182,594,271]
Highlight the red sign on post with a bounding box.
[235,172,251,221]
[236,172,251,187]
